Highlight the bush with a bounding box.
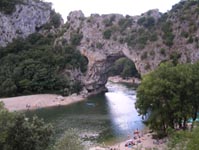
[53,129,86,150]
[103,29,112,39]
[160,48,166,56]
[141,52,148,60]
[138,17,155,29]
[0,0,23,14]
[50,11,62,28]
[70,32,83,46]
[0,105,53,150]
[162,22,175,47]
[118,18,132,32]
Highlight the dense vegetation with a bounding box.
[53,129,86,150]
[136,62,199,136]
[0,102,86,150]
[109,57,140,79]
[0,0,23,14]
[0,33,88,97]
[168,124,199,150]
[0,102,53,150]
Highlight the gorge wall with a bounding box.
[0,0,53,47]
[1,0,199,95]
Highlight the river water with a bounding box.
[26,81,144,146]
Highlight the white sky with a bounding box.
[44,0,181,21]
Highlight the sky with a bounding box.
[44,0,181,21]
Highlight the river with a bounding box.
[26,81,144,146]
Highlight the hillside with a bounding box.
[0,0,199,96]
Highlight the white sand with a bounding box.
[0,94,85,112]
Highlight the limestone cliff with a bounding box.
[0,0,55,47]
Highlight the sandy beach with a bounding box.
[0,94,85,112]
[90,130,167,150]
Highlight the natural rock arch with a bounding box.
[80,47,138,94]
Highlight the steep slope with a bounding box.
[0,0,63,47]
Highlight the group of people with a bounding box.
[125,129,142,147]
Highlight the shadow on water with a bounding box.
[26,82,144,145]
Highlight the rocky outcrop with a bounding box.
[0,0,52,47]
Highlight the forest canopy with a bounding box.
[136,62,199,136]
[0,33,88,97]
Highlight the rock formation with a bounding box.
[0,0,52,47]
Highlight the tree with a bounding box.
[0,103,53,150]
[53,129,86,150]
[136,62,197,136]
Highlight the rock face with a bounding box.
[0,0,52,47]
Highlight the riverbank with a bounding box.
[90,130,167,150]
[0,94,85,112]
[108,76,141,84]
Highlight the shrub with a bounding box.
[70,32,83,46]
[50,11,62,28]
[181,31,189,38]
[118,18,132,32]
[96,42,103,49]
[0,0,23,14]
[187,36,193,43]
[162,22,175,47]
[138,17,155,28]
[170,51,181,65]
[103,29,112,39]
[141,52,148,60]
[160,48,166,56]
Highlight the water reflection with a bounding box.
[105,82,144,137]
[26,82,144,145]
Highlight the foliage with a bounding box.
[53,129,86,150]
[118,17,132,32]
[161,21,175,47]
[96,42,103,49]
[50,11,62,28]
[169,51,181,65]
[160,48,166,56]
[109,57,140,79]
[137,17,155,29]
[0,103,53,150]
[136,62,199,135]
[168,125,199,150]
[141,52,148,60]
[0,33,88,97]
[103,29,112,39]
[0,0,23,14]
[103,15,115,27]
[70,32,83,46]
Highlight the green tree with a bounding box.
[136,62,197,136]
[103,29,112,39]
[168,125,199,150]
[53,129,86,150]
[0,103,53,150]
